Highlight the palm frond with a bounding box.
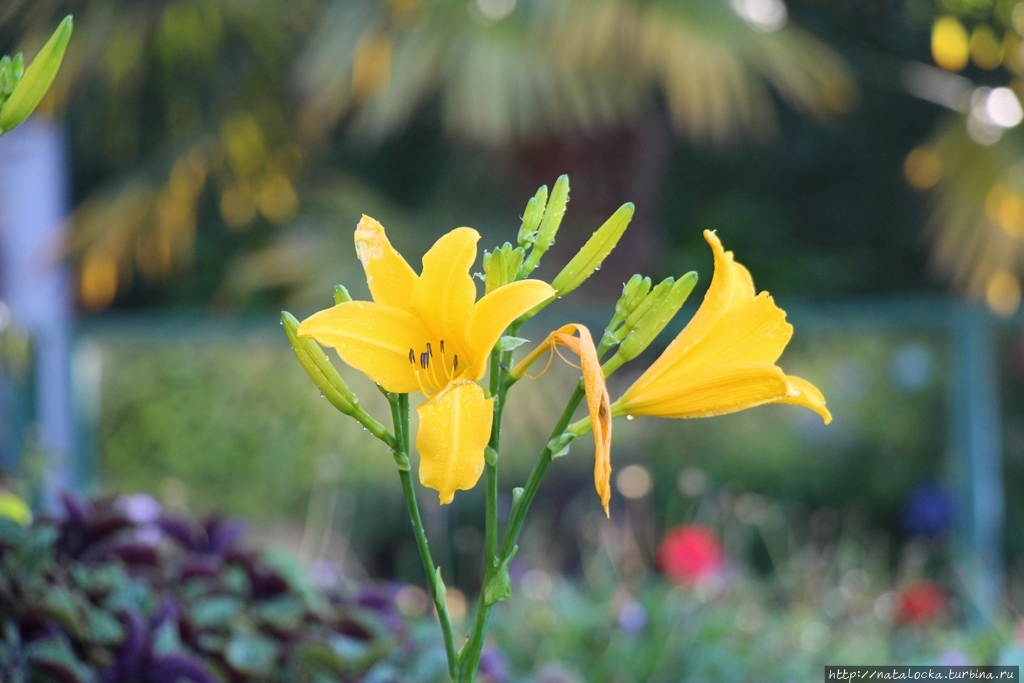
[295,0,856,147]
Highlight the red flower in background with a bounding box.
[895,580,946,626]
[657,525,724,586]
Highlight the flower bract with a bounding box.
[612,230,832,423]
[298,216,555,504]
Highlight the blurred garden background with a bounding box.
[5,0,1024,680]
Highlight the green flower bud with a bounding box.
[622,277,674,337]
[483,546,518,605]
[617,271,698,362]
[617,275,652,321]
[333,285,352,305]
[517,191,545,249]
[0,55,25,105]
[599,274,651,356]
[551,203,634,297]
[521,175,569,275]
[0,16,73,135]
[483,245,508,293]
[282,311,360,416]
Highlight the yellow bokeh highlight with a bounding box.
[904,147,942,189]
[80,251,119,310]
[258,173,299,224]
[352,35,393,102]
[970,24,1003,70]
[984,184,1024,237]
[933,16,970,72]
[220,184,257,228]
[986,268,1021,316]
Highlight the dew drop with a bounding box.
[320,393,325,398]
[626,415,634,420]
[594,263,602,271]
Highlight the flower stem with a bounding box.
[500,380,585,560]
[388,393,458,680]
[457,378,585,682]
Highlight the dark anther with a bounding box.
[452,355,459,371]
[427,342,433,358]
[420,352,429,369]
[440,340,445,354]
[409,349,415,364]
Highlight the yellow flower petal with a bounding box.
[627,230,755,398]
[417,379,494,504]
[780,375,832,424]
[298,301,431,394]
[642,292,793,389]
[354,215,419,309]
[463,279,556,380]
[618,363,792,418]
[410,227,480,356]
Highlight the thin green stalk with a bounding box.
[458,380,586,682]
[388,393,458,679]
[499,382,585,559]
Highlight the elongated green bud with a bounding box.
[517,191,545,249]
[282,311,359,416]
[483,245,508,294]
[617,272,698,361]
[333,285,352,305]
[0,55,25,105]
[617,275,651,322]
[0,16,73,135]
[622,277,673,335]
[522,175,569,274]
[551,203,634,296]
[599,274,651,356]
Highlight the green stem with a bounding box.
[499,381,585,560]
[388,393,458,680]
[458,379,586,682]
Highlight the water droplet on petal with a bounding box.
[626,415,634,420]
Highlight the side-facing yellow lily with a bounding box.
[299,216,555,504]
[612,230,832,423]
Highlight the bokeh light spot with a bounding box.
[616,464,652,499]
[970,24,1002,70]
[986,87,1024,128]
[730,0,787,32]
[476,0,516,21]
[932,17,970,72]
[80,251,119,310]
[986,268,1021,317]
[904,147,942,189]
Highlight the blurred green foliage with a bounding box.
[94,322,949,582]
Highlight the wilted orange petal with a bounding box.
[514,324,612,515]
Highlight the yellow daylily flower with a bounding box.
[298,216,556,504]
[612,230,832,424]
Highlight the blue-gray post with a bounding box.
[948,305,1004,621]
[0,120,75,504]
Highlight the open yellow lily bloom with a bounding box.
[612,230,832,424]
[298,216,556,504]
